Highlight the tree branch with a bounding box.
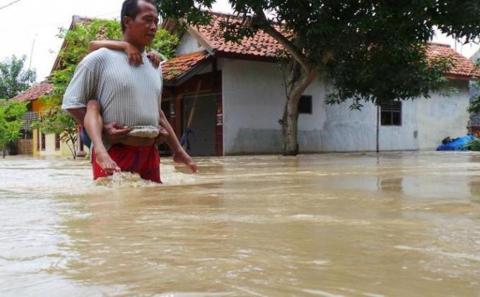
[251,9,311,74]
[0,0,21,10]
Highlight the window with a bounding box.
[55,134,61,150]
[380,101,402,126]
[299,95,312,114]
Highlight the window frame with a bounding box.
[380,101,402,126]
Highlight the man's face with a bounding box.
[124,0,159,46]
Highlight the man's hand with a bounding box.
[147,52,162,68]
[103,122,131,143]
[173,149,198,173]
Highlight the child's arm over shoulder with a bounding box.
[89,40,142,66]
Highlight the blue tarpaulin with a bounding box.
[436,134,476,151]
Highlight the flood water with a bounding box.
[1,152,480,297]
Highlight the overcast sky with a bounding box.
[1,0,478,82]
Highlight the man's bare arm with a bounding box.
[159,110,184,153]
[159,110,197,173]
[66,105,130,139]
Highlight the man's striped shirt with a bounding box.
[62,48,162,128]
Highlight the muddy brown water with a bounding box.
[1,152,480,297]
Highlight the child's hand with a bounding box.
[147,51,162,68]
[124,42,143,66]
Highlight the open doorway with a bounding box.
[182,93,217,156]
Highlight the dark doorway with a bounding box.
[182,94,217,156]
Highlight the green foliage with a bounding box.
[47,20,124,105]
[0,55,36,99]
[326,48,454,109]
[0,100,27,154]
[468,94,480,114]
[149,29,179,59]
[32,106,76,135]
[467,139,480,151]
[157,0,480,108]
[468,60,480,114]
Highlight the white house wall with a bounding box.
[221,58,470,154]
[176,33,204,55]
[221,58,328,154]
[415,83,470,149]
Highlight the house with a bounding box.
[160,12,479,155]
[16,12,479,157]
[13,82,82,157]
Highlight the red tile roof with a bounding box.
[427,43,480,79]
[187,12,478,79]
[13,82,53,101]
[162,51,210,81]
[192,12,283,59]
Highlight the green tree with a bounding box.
[0,55,36,99]
[0,100,27,158]
[41,19,178,159]
[158,0,480,155]
[468,59,480,114]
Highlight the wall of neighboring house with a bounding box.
[321,84,470,151]
[220,58,471,154]
[30,98,77,157]
[33,131,78,157]
[415,81,470,149]
[176,32,204,55]
[220,58,327,154]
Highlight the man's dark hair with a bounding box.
[121,0,157,32]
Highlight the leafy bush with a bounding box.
[0,100,27,157]
[467,139,480,151]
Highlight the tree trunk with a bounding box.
[281,70,317,155]
[2,147,5,159]
[282,99,299,155]
[63,133,77,160]
[70,135,77,160]
[376,105,380,153]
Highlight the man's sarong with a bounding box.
[92,144,161,183]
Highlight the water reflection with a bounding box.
[378,177,404,193]
[1,152,480,296]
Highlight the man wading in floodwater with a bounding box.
[62,0,197,182]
